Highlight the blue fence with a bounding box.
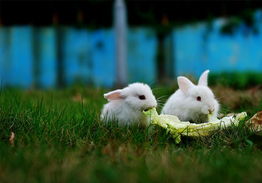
[171,11,262,78]
[0,27,157,88]
[38,28,57,88]
[0,11,262,88]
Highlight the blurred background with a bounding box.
[0,0,262,89]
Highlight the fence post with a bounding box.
[114,0,127,87]
[53,13,65,88]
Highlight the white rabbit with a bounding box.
[101,82,157,126]
[161,70,219,123]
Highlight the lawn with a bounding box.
[0,86,262,183]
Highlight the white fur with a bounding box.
[162,70,219,123]
[101,82,157,126]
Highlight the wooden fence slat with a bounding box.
[205,20,238,73]
[38,28,57,88]
[174,23,208,77]
[91,29,116,87]
[0,28,9,87]
[127,28,157,84]
[63,28,92,85]
[9,27,34,88]
[164,32,175,79]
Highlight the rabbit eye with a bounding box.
[196,96,201,101]
[138,95,146,100]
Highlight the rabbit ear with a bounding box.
[177,76,194,94]
[198,70,210,86]
[104,89,124,101]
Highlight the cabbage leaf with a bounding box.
[144,108,247,143]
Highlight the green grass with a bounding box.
[209,72,262,89]
[0,87,262,183]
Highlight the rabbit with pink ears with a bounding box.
[101,82,157,126]
[162,70,220,123]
